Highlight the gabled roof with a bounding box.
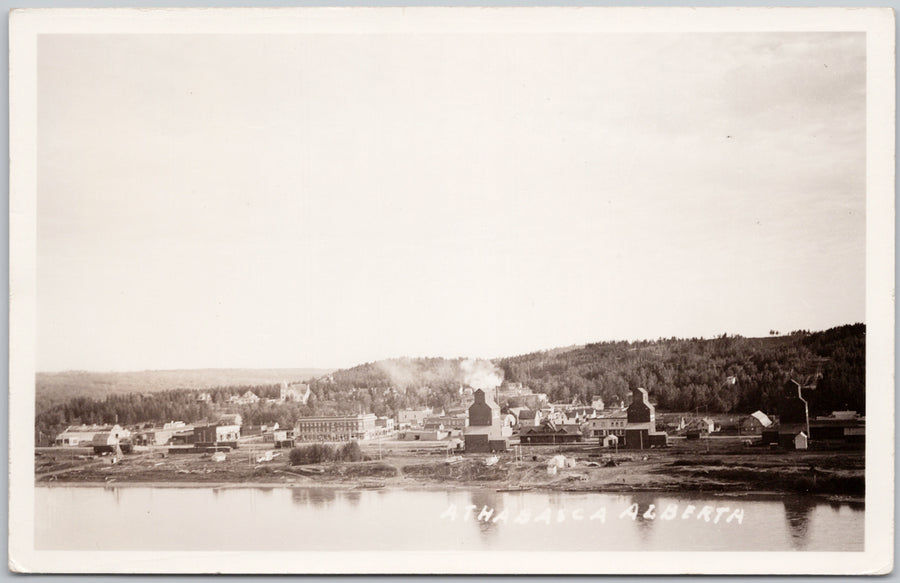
[90,432,119,445]
[61,424,120,434]
[751,411,773,427]
[522,420,583,435]
[596,410,628,419]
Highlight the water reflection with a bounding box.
[107,486,122,505]
[626,494,658,542]
[343,490,362,507]
[828,499,865,513]
[782,495,816,550]
[470,490,503,537]
[290,487,337,508]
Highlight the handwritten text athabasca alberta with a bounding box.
[439,503,745,525]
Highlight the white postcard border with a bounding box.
[8,6,895,574]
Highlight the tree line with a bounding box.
[498,324,864,416]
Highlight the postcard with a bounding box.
[8,6,895,574]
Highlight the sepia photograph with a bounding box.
[8,6,895,575]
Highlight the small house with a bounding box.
[273,429,295,449]
[516,409,541,428]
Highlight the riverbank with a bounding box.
[35,438,865,499]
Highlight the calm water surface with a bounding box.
[35,486,863,551]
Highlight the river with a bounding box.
[35,486,863,551]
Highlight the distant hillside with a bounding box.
[36,368,333,402]
[309,324,865,417]
[497,324,865,416]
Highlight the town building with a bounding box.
[134,425,189,446]
[170,427,197,445]
[777,379,811,448]
[294,413,378,442]
[540,406,567,426]
[218,413,243,427]
[506,393,549,410]
[464,389,507,453]
[424,415,468,432]
[242,424,278,437]
[398,429,449,441]
[398,407,434,429]
[375,416,395,434]
[193,424,241,448]
[516,408,541,428]
[501,413,517,431]
[90,432,123,454]
[228,391,260,406]
[54,424,128,447]
[280,382,312,404]
[582,411,628,440]
[809,411,865,442]
[519,420,584,444]
[736,410,774,436]
[565,406,598,424]
[273,429,295,448]
[623,387,668,449]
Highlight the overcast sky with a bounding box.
[36,32,866,372]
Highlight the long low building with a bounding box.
[423,416,467,431]
[294,414,378,442]
[520,421,584,444]
[54,424,129,447]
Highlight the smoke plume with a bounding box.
[460,358,504,391]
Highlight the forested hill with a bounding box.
[310,324,865,417]
[497,324,865,416]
